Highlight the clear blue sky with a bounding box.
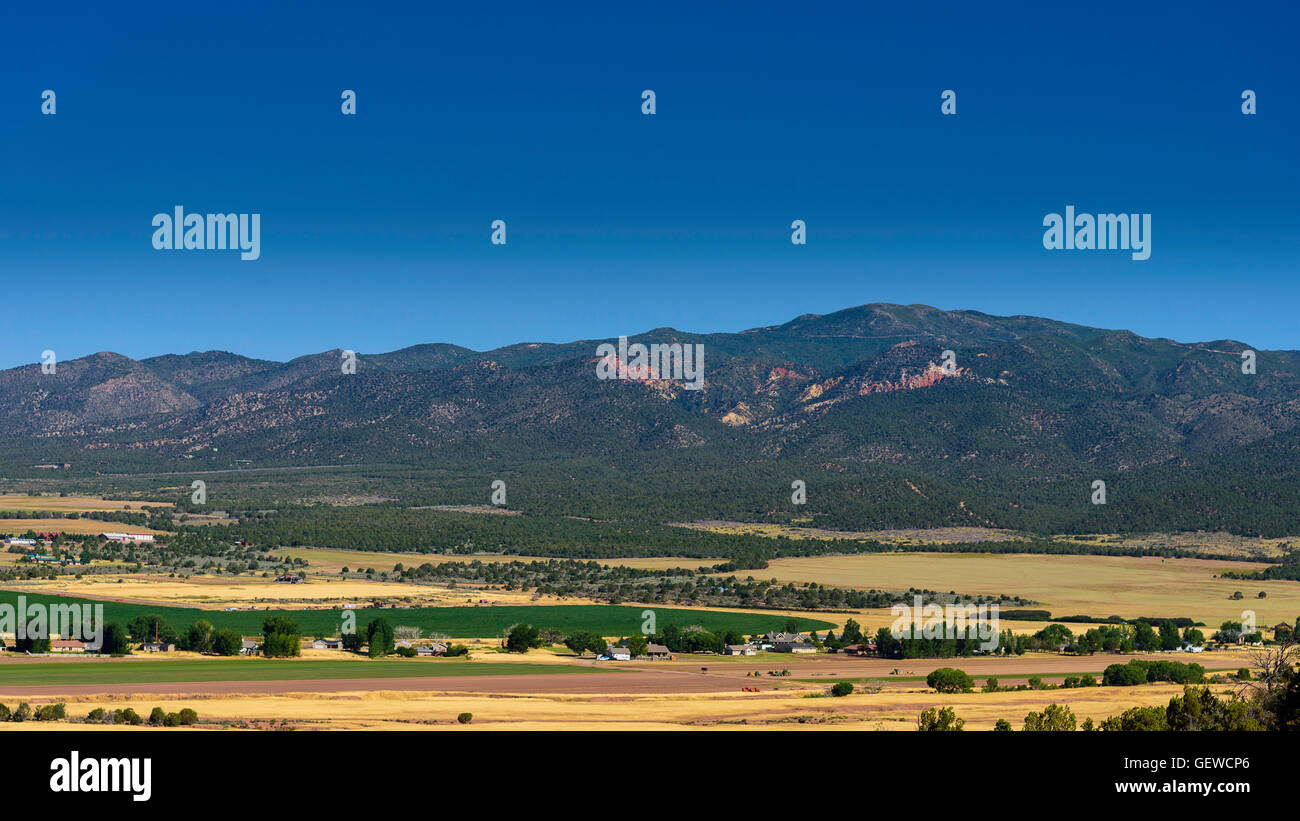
[1,1,1296,368]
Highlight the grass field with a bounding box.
[0,591,833,638]
[0,658,590,687]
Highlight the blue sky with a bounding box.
[1,1,1296,368]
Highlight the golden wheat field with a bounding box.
[1,573,594,609]
[0,494,160,513]
[0,679,1241,731]
[740,553,1300,628]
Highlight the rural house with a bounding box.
[761,632,809,652]
[724,645,756,656]
[646,644,671,660]
[141,642,175,652]
[605,645,632,661]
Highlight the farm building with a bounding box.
[416,643,447,656]
[50,639,87,653]
[141,642,175,653]
[646,644,671,660]
[5,538,37,546]
[100,532,155,543]
[605,645,632,661]
[311,638,345,650]
[761,632,810,652]
[724,645,756,656]
[840,643,876,656]
[240,639,260,655]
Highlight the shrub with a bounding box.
[982,677,1000,693]
[395,645,417,658]
[456,712,473,724]
[86,707,106,723]
[149,707,167,726]
[35,703,65,721]
[0,704,10,721]
[177,708,198,725]
[163,712,181,727]
[993,718,1012,731]
[830,682,854,697]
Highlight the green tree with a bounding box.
[926,667,974,694]
[917,706,964,731]
[1023,703,1077,731]
[1158,620,1182,652]
[841,618,863,645]
[366,618,395,658]
[627,634,649,657]
[100,623,130,655]
[565,630,602,655]
[210,629,242,656]
[186,619,214,654]
[505,623,542,653]
[127,614,179,644]
[262,616,302,658]
[1166,685,1262,731]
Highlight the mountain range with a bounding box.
[3,304,1300,535]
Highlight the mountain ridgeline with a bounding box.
[3,304,1299,537]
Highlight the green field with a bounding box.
[0,591,833,638]
[0,658,592,687]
